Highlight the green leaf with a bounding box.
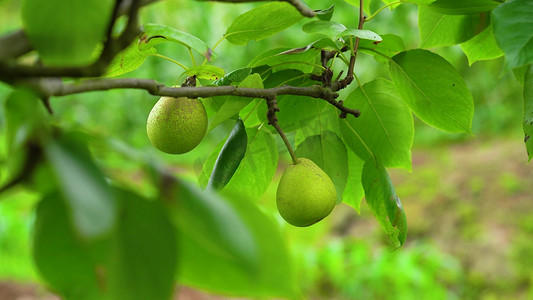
[418,5,480,48]
[214,68,252,86]
[514,65,529,86]
[339,79,414,170]
[184,65,225,81]
[428,0,501,14]
[207,118,248,191]
[105,43,157,77]
[523,65,533,161]
[492,0,533,68]
[45,133,116,239]
[358,34,406,64]
[362,157,407,248]
[248,47,320,74]
[342,151,365,213]
[177,192,296,298]
[32,192,103,300]
[21,0,113,66]
[389,49,474,133]
[140,24,215,60]
[302,20,347,39]
[209,73,263,131]
[3,89,47,153]
[315,4,335,21]
[225,2,303,46]
[402,0,435,4]
[167,180,257,267]
[295,131,348,204]
[460,24,503,65]
[338,29,382,41]
[107,190,177,300]
[222,127,279,201]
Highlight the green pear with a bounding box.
[147,96,207,154]
[276,158,337,227]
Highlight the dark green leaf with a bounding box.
[167,180,258,267]
[222,127,279,201]
[225,2,303,45]
[177,192,296,298]
[339,79,414,170]
[21,0,113,65]
[209,73,263,131]
[343,151,365,213]
[389,49,474,133]
[523,65,533,161]
[105,43,157,77]
[184,65,225,81]
[362,157,407,248]
[107,190,177,300]
[295,131,348,204]
[45,133,116,239]
[460,24,503,65]
[140,24,215,60]
[315,4,335,21]
[428,0,501,14]
[32,192,103,300]
[213,68,252,86]
[492,0,533,68]
[418,5,480,48]
[514,65,529,86]
[3,89,47,153]
[207,118,248,191]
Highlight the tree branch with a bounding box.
[196,0,315,17]
[21,77,360,118]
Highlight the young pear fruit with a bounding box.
[276,158,337,227]
[147,96,207,154]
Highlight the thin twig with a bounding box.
[266,97,298,164]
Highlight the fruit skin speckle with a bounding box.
[276,158,337,227]
[147,96,207,154]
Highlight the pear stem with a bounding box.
[266,96,298,165]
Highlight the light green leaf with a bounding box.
[248,47,320,74]
[222,126,279,201]
[302,20,347,39]
[389,49,474,133]
[492,0,533,68]
[177,192,296,298]
[315,4,335,21]
[214,68,252,86]
[225,2,303,46]
[358,34,405,64]
[343,151,365,213]
[105,43,156,77]
[428,0,501,14]
[140,24,215,60]
[338,29,382,41]
[184,65,225,81]
[362,157,407,248]
[418,5,480,48]
[209,73,263,131]
[32,192,103,300]
[339,79,414,170]
[402,0,435,4]
[295,131,349,203]
[45,133,116,239]
[108,190,177,300]
[460,24,503,65]
[523,65,533,161]
[21,0,113,66]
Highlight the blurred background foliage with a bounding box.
[0,0,531,299]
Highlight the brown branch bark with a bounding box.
[21,77,360,118]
